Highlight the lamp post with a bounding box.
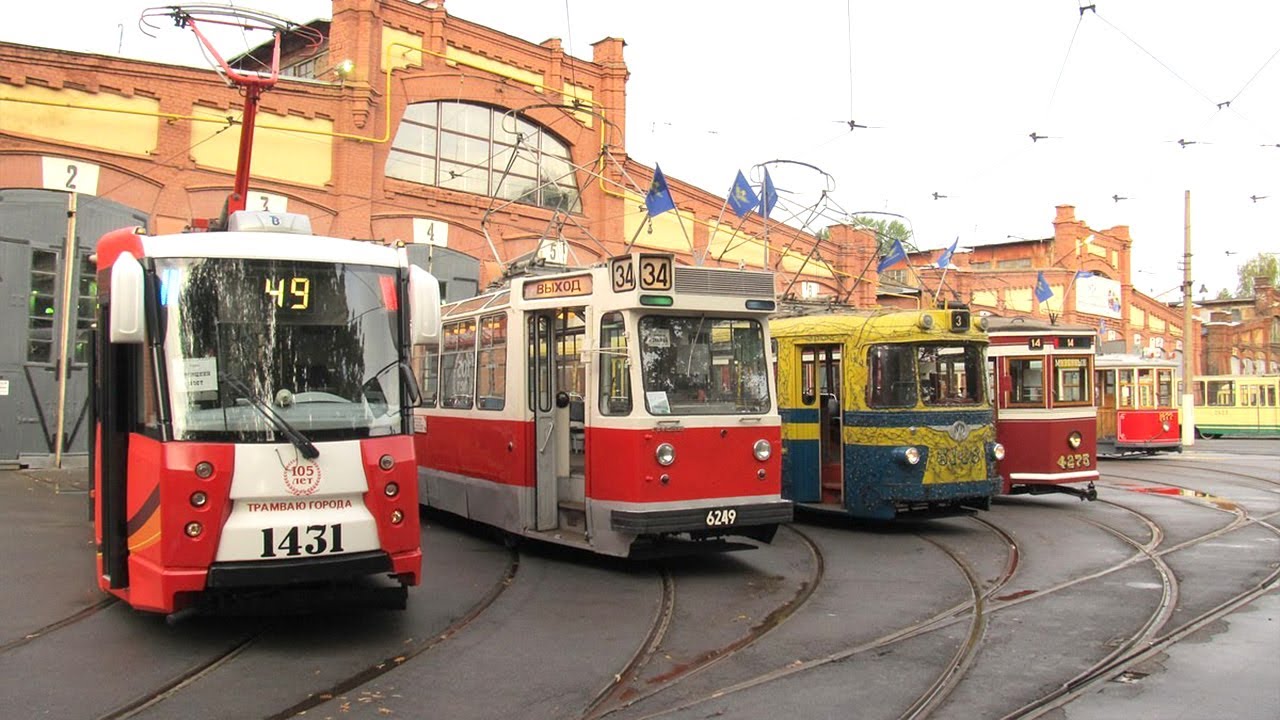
[1181,190,1195,447]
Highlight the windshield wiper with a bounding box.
[220,374,320,459]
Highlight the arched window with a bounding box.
[386,101,582,213]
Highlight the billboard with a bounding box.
[1075,273,1122,319]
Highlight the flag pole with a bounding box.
[932,264,950,307]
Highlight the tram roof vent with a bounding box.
[674,266,774,298]
[226,211,313,235]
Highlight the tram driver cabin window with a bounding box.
[1007,359,1044,406]
[917,345,983,406]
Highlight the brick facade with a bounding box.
[877,205,1203,373]
[1199,278,1280,375]
[0,0,833,294]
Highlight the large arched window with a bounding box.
[386,101,582,213]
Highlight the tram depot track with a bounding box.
[606,471,1278,720]
[580,525,825,720]
[4,454,1276,719]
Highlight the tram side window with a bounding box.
[1135,369,1156,408]
[1117,369,1135,408]
[476,313,507,410]
[867,344,915,408]
[598,311,631,415]
[1053,356,1091,405]
[411,340,439,407]
[1008,358,1045,406]
[555,308,587,411]
[1267,386,1277,407]
[1207,380,1235,407]
[801,349,817,404]
[1156,369,1173,407]
[440,319,476,409]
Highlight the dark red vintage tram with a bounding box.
[986,317,1098,500]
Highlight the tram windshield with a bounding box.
[868,343,985,408]
[638,315,770,415]
[156,257,404,442]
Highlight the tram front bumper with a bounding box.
[610,501,793,535]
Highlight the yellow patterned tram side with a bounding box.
[770,307,1003,519]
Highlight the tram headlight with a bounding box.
[189,491,208,508]
[194,461,214,479]
[184,521,203,538]
[992,442,1007,461]
[1162,421,1171,432]
[753,439,773,461]
[894,446,921,465]
[1068,431,1083,449]
[918,313,935,330]
[655,443,676,466]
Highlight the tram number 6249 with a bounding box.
[261,524,345,558]
[705,509,737,526]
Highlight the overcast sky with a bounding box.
[6,1,1276,300]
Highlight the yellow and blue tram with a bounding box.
[1191,374,1280,438]
[770,307,1003,520]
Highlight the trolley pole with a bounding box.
[53,191,78,468]
[1181,190,1195,447]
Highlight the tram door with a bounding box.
[1096,369,1117,440]
[528,308,588,532]
[802,345,843,505]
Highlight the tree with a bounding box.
[851,216,912,256]
[1236,252,1279,296]
[1215,288,1234,300]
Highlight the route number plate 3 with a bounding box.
[705,508,737,526]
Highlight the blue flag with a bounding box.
[1035,271,1054,302]
[761,168,778,218]
[727,170,759,217]
[937,237,958,268]
[645,164,676,216]
[877,239,908,273]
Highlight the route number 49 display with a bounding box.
[261,524,345,558]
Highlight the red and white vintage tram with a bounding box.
[412,252,791,557]
[1094,353,1182,456]
[986,318,1098,499]
[90,212,440,616]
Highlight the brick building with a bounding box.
[877,205,1202,372]
[1196,277,1280,375]
[2,0,871,464]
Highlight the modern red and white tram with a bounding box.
[90,212,440,615]
[1094,353,1182,456]
[412,252,791,557]
[986,318,1098,499]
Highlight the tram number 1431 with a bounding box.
[261,524,345,558]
